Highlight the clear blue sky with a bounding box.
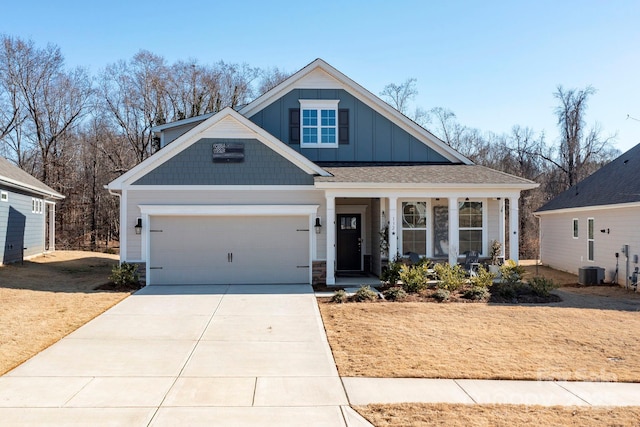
[3,0,639,152]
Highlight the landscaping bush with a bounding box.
[354,285,378,302]
[471,265,496,289]
[109,262,139,287]
[433,263,467,291]
[381,259,402,285]
[463,286,490,301]
[399,264,429,294]
[529,276,557,297]
[383,287,408,301]
[432,288,451,302]
[500,259,526,285]
[491,281,521,300]
[331,289,348,303]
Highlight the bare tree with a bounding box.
[380,78,418,115]
[257,67,291,96]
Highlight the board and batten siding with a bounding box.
[249,89,450,163]
[0,186,45,264]
[539,206,640,283]
[124,188,326,262]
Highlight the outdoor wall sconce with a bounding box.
[600,228,610,234]
[314,217,322,234]
[135,218,142,235]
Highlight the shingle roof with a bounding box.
[0,157,64,199]
[314,164,537,187]
[536,142,640,212]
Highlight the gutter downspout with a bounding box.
[107,187,122,265]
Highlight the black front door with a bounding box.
[337,214,361,271]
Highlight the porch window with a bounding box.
[402,201,427,255]
[459,201,483,254]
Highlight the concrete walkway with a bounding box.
[0,285,371,426]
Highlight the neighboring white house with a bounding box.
[535,142,640,286]
[107,59,538,286]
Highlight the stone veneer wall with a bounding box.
[312,261,327,285]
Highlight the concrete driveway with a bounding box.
[0,285,371,426]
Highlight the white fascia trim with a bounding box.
[239,58,472,165]
[315,182,539,191]
[535,201,640,216]
[138,204,320,216]
[322,188,522,200]
[0,177,65,200]
[151,113,214,132]
[127,185,317,191]
[108,108,330,190]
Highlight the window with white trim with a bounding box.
[299,100,339,147]
[459,201,483,254]
[572,218,579,239]
[588,218,594,261]
[32,198,43,214]
[402,201,427,255]
[0,190,7,202]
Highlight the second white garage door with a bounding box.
[148,215,310,285]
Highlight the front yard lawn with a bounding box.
[0,251,131,375]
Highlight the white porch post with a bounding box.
[388,197,398,260]
[498,198,506,259]
[326,195,336,285]
[509,196,520,263]
[448,197,459,265]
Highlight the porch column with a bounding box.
[498,198,506,259]
[388,197,398,260]
[326,195,336,285]
[448,197,459,265]
[509,196,520,263]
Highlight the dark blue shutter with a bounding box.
[339,109,349,144]
[289,108,300,144]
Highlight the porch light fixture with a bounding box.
[134,218,142,235]
[314,217,322,234]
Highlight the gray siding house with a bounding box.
[108,59,537,286]
[536,142,640,287]
[0,157,64,264]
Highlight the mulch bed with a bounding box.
[94,282,143,292]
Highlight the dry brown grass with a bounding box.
[320,265,640,381]
[355,403,640,427]
[0,251,131,375]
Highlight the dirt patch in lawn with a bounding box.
[355,403,640,427]
[319,287,640,381]
[0,251,131,375]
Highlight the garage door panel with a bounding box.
[149,216,309,285]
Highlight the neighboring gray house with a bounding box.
[108,59,537,286]
[0,157,64,264]
[536,142,640,286]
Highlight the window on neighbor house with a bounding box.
[0,190,7,202]
[588,218,594,261]
[402,201,427,255]
[32,198,43,214]
[573,218,579,238]
[459,201,483,254]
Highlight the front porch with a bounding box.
[320,194,521,285]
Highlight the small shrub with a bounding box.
[331,289,348,303]
[110,262,139,287]
[463,286,490,300]
[354,285,378,302]
[432,288,451,302]
[433,263,467,291]
[529,276,557,297]
[471,265,496,289]
[383,287,408,301]
[399,264,429,294]
[381,259,402,285]
[500,259,526,285]
[492,281,521,300]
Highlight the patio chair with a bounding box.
[404,251,421,265]
[462,250,480,276]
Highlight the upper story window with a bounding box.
[299,100,339,148]
[0,190,7,202]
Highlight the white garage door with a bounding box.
[148,215,310,285]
